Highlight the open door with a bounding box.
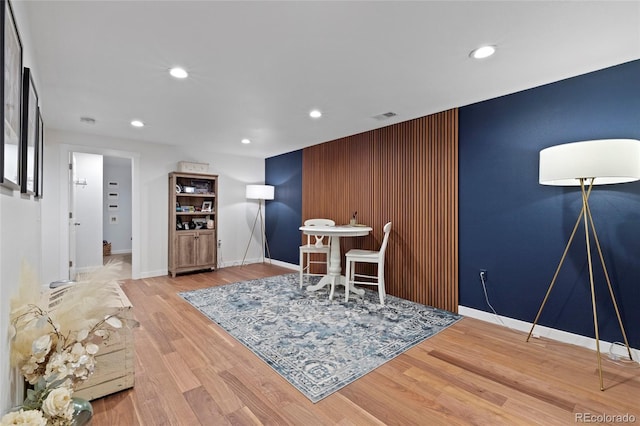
[68,153,78,280]
[68,152,104,279]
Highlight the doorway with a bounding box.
[60,144,140,281]
[69,152,133,280]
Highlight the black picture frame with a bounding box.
[1,0,23,190]
[20,67,38,194]
[35,107,44,198]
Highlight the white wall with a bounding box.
[103,156,132,254]
[0,1,42,411]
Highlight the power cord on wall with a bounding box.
[480,271,506,327]
[607,342,640,368]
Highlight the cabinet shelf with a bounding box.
[176,193,216,198]
[176,212,214,216]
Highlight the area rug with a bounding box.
[179,273,462,403]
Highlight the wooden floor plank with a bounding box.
[90,264,640,425]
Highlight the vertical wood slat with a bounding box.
[302,109,458,312]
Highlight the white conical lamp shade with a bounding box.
[539,139,640,186]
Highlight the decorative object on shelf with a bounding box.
[241,184,275,266]
[177,161,209,173]
[6,262,133,425]
[528,138,640,391]
[191,179,211,194]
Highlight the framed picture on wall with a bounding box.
[20,67,38,195]
[35,107,44,198]
[2,0,24,189]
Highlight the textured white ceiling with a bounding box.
[21,1,640,158]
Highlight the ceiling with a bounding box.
[21,1,640,159]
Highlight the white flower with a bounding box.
[77,329,89,341]
[31,334,52,360]
[71,342,84,356]
[105,316,123,329]
[41,387,73,420]
[0,408,47,425]
[86,343,99,355]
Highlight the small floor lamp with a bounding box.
[241,184,274,266]
[527,138,640,391]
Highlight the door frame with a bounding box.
[58,144,141,280]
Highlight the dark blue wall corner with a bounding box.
[265,150,303,265]
[459,59,640,347]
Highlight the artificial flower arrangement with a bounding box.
[1,262,131,426]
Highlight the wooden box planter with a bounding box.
[46,282,135,401]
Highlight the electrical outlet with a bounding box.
[217,239,222,248]
[479,269,487,282]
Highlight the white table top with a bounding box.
[299,224,372,237]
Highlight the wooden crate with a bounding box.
[46,282,135,401]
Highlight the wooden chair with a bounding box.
[343,222,392,304]
[299,218,335,288]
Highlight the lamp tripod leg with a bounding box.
[527,205,585,342]
[584,188,634,363]
[241,202,262,266]
[258,201,272,264]
[580,181,604,391]
[527,183,595,342]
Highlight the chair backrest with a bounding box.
[303,218,335,246]
[377,222,392,260]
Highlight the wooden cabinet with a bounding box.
[168,172,218,277]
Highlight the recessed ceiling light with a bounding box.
[130,120,144,128]
[470,45,496,59]
[169,67,188,79]
[241,138,251,144]
[309,109,322,119]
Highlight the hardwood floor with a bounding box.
[91,264,640,425]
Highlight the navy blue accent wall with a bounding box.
[459,60,640,347]
[265,150,303,265]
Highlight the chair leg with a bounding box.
[378,265,385,305]
[345,258,352,303]
[299,251,304,289]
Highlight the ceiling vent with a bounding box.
[372,112,397,121]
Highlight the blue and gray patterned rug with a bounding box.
[179,273,462,402]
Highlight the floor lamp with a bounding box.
[527,139,640,391]
[241,184,274,266]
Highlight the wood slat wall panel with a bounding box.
[302,109,458,312]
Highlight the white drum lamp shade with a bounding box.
[539,139,640,186]
[246,184,275,200]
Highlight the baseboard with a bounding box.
[458,305,640,362]
[138,269,167,279]
[268,259,298,270]
[109,249,132,255]
[217,258,298,270]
